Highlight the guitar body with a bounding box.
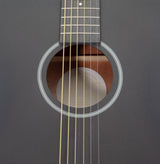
[1,0,160,164]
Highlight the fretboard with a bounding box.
[60,0,100,43]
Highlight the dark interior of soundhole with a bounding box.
[47,45,113,100]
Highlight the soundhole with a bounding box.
[46,45,113,108]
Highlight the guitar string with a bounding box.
[59,0,67,163]
[97,35,100,164]
[66,0,73,163]
[96,0,100,164]
[74,1,79,164]
[89,1,92,164]
[97,39,100,164]
[83,1,86,164]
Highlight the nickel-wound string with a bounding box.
[66,0,73,163]
[89,1,93,164]
[83,0,86,164]
[96,0,100,163]
[59,0,67,164]
[74,1,79,164]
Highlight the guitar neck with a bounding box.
[60,0,101,43]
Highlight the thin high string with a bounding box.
[97,43,100,164]
[89,1,92,164]
[96,0,100,163]
[59,0,66,163]
[83,1,86,164]
[66,0,73,163]
[74,1,79,164]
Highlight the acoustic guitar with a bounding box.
[37,0,123,164]
[2,0,160,164]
